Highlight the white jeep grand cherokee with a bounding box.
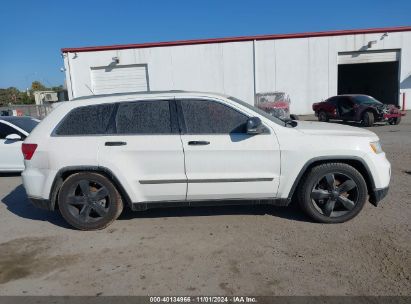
[22,91,390,230]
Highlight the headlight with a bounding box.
[370,141,383,154]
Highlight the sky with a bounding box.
[0,0,410,90]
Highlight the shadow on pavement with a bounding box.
[119,199,312,223]
[1,184,71,229]
[2,185,312,228]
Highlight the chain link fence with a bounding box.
[0,104,54,119]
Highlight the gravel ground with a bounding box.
[0,114,410,296]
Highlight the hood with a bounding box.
[295,121,378,139]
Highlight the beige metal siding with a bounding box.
[338,50,400,64]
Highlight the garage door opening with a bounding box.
[338,62,399,105]
[337,50,400,106]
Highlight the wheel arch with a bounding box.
[362,107,379,118]
[49,166,132,210]
[288,156,376,201]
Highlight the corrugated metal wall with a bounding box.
[64,31,411,114]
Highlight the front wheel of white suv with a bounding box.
[58,172,123,230]
[298,163,367,223]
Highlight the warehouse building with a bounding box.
[62,26,411,114]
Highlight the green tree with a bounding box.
[0,87,21,105]
[31,81,47,91]
[19,91,34,104]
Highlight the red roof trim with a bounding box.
[61,26,411,53]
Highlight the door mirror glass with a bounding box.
[246,117,264,134]
[5,133,22,141]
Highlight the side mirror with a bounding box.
[5,134,22,141]
[246,117,265,134]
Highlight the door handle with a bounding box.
[188,141,210,146]
[105,141,127,146]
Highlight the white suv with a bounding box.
[22,91,390,230]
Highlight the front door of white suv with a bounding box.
[177,98,281,201]
[98,99,187,203]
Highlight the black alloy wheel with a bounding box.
[67,180,109,222]
[318,111,328,122]
[311,173,358,217]
[362,111,375,127]
[58,172,123,230]
[388,116,401,125]
[298,163,367,223]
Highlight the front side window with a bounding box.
[180,99,248,134]
[115,100,172,134]
[55,104,115,136]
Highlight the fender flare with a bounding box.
[287,156,376,200]
[49,165,132,210]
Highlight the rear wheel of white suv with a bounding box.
[58,172,123,230]
[298,163,367,223]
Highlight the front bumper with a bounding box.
[369,187,389,207]
[383,111,406,119]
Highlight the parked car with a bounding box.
[22,91,390,230]
[256,92,299,120]
[312,95,405,127]
[0,116,39,172]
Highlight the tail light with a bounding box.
[22,143,38,160]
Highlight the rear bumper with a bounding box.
[28,197,53,211]
[369,187,389,207]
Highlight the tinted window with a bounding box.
[327,97,338,105]
[180,99,248,134]
[4,117,39,133]
[115,100,172,134]
[353,95,382,105]
[0,122,23,139]
[55,104,115,135]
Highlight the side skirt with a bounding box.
[131,198,291,211]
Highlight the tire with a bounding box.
[362,111,374,127]
[58,172,123,230]
[388,116,401,125]
[318,111,328,122]
[290,114,299,120]
[298,163,367,223]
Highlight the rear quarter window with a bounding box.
[55,104,115,136]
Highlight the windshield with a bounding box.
[228,96,285,126]
[354,95,382,105]
[4,117,39,133]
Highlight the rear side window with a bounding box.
[0,122,24,139]
[327,97,338,105]
[115,100,172,134]
[55,104,115,135]
[180,99,248,134]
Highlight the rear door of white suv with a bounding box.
[177,98,281,201]
[97,98,187,203]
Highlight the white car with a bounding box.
[0,116,39,172]
[21,91,390,230]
